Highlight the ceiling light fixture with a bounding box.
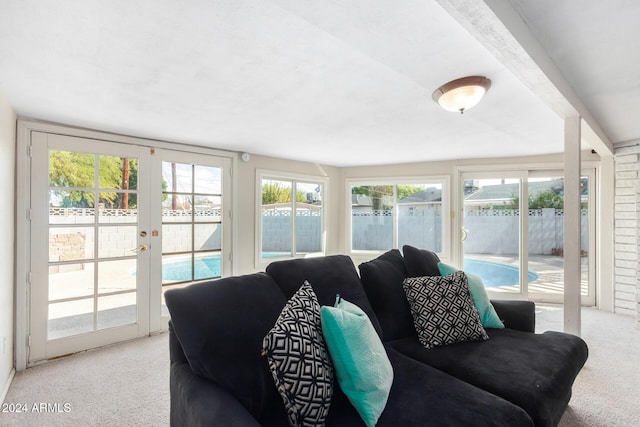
[432,76,491,114]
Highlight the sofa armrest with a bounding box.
[490,300,536,333]
[170,362,262,427]
[169,323,262,427]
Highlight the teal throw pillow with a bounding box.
[320,296,393,427]
[438,263,505,329]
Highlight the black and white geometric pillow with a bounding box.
[262,281,334,427]
[403,271,489,349]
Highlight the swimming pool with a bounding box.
[463,259,539,287]
[160,252,283,282]
[162,256,222,282]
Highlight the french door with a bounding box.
[149,149,232,330]
[28,133,232,364]
[30,133,150,362]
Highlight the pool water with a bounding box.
[463,259,539,287]
[162,256,222,281]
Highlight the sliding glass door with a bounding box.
[460,170,595,305]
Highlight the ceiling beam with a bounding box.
[436,0,613,156]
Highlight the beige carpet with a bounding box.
[1,306,638,426]
[0,333,169,426]
[536,305,640,427]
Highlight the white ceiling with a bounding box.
[0,0,637,167]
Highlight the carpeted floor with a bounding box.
[1,306,638,426]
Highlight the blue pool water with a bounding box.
[162,256,222,281]
[463,259,538,287]
[161,252,283,282]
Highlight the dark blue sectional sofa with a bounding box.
[166,248,588,427]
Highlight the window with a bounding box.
[349,179,448,255]
[258,171,326,262]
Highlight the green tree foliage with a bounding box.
[49,151,138,208]
[396,185,427,200]
[511,191,564,209]
[352,185,425,210]
[262,181,306,205]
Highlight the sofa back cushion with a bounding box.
[358,249,416,341]
[266,255,383,337]
[402,245,442,277]
[165,272,286,420]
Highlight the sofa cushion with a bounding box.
[376,346,534,426]
[403,272,489,348]
[165,273,287,420]
[402,245,441,277]
[266,255,383,337]
[320,296,393,427]
[358,249,416,341]
[438,262,505,329]
[263,281,334,427]
[388,328,588,427]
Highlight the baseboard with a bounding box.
[1,368,16,403]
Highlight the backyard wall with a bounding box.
[614,141,640,327]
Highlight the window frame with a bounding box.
[256,169,328,267]
[346,176,450,259]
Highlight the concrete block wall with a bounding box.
[614,142,640,327]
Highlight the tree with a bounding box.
[49,151,138,208]
[351,185,394,210]
[511,191,563,209]
[261,181,306,205]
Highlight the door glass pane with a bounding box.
[261,179,293,257]
[527,176,590,300]
[49,263,94,300]
[194,252,222,281]
[164,162,192,193]
[99,191,138,223]
[295,182,322,255]
[162,224,193,253]
[398,184,443,251]
[463,178,522,293]
[49,190,95,224]
[98,226,137,258]
[49,150,94,188]
[97,293,137,330]
[194,165,221,194]
[48,298,94,340]
[98,259,137,294]
[162,194,192,222]
[98,155,138,190]
[194,195,222,222]
[162,254,193,284]
[351,185,394,250]
[195,224,221,250]
[49,227,94,262]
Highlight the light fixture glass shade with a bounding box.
[432,76,491,113]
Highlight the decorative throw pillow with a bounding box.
[403,271,489,349]
[320,296,393,427]
[402,245,441,277]
[262,281,334,427]
[438,263,505,329]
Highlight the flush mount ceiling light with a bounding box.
[432,76,491,114]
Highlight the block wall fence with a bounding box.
[614,141,640,328]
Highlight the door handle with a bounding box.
[461,228,468,242]
[131,244,148,253]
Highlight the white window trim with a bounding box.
[255,169,329,268]
[345,176,450,259]
[453,163,599,305]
